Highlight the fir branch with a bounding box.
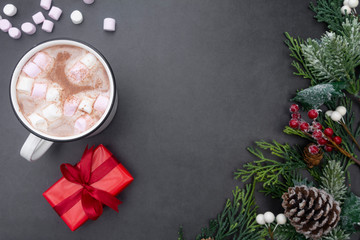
[235,141,307,189]
[194,184,263,240]
[273,223,307,240]
[283,126,313,140]
[322,226,351,240]
[284,32,316,84]
[309,0,347,34]
[178,226,185,240]
[320,160,347,202]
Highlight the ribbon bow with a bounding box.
[53,146,121,220]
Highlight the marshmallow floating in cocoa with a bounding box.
[23,62,42,78]
[17,76,34,94]
[94,95,109,113]
[32,12,45,25]
[33,52,52,70]
[42,19,54,33]
[46,87,61,102]
[40,0,52,10]
[42,104,62,121]
[64,97,80,116]
[74,115,93,133]
[28,113,48,131]
[78,97,95,114]
[21,22,36,35]
[49,6,62,21]
[0,19,12,32]
[8,27,21,39]
[80,53,97,69]
[31,83,47,99]
[3,4,17,17]
[103,18,116,32]
[68,62,89,83]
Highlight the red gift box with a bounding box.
[43,145,133,231]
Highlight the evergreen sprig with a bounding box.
[323,227,351,240]
[320,160,347,202]
[235,141,307,198]
[309,0,347,34]
[301,19,360,94]
[180,184,264,240]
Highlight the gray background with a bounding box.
[0,0,359,239]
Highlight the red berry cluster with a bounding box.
[289,104,342,153]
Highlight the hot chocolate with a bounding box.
[16,45,111,137]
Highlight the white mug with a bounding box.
[10,39,118,162]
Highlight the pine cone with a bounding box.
[200,238,213,240]
[282,185,341,240]
[303,144,323,168]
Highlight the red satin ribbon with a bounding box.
[53,146,122,220]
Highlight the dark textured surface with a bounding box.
[0,0,359,239]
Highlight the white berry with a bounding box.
[331,111,342,122]
[336,106,347,116]
[276,214,287,225]
[349,0,359,8]
[3,4,17,17]
[341,5,352,14]
[264,211,275,224]
[344,0,350,6]
[256,214,266,225]
[70,10,83,25]
[325,110,333,117]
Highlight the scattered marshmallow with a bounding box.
[74,115,93,133]
[28,113,48,131]
[64,97,80,116]
[46,87,61,102]
[3,4,17,17]
[70,10,83,25]
[0,19,12,32]
[40,0,52,10]
[31,83,47,98]
[32,12,45,25]
[16,76,34,94]
[48,6,62,21]
[83,0,95,4]
[94,95,109,112]
[103,18,116,32]
[42,104,62,121]
[42,19,54,33]
[80,53,97,69]
[23,62,42,78]
[8,27,21,39]
[21,22,36,35]
[68,62,89,83]
[33,52,51,70]
[78,97,95,114]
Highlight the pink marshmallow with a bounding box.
[94,95,109,113]
[74,115,93,133]
[42,20,54,33]
[83,0,94,4]
[31,83,47,98]
[40,0,52,10]
[103,18,116,32]
[68,62,89,83]
[33,52,51,70]
[23,62,42,78]
[21,22,36,35]
[8,27,21,39]
[48,6,62,21]
[0,19,12,32]
[64,97,80,116]
[32,12,45,25]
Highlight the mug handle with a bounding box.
[20,133,54,162]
